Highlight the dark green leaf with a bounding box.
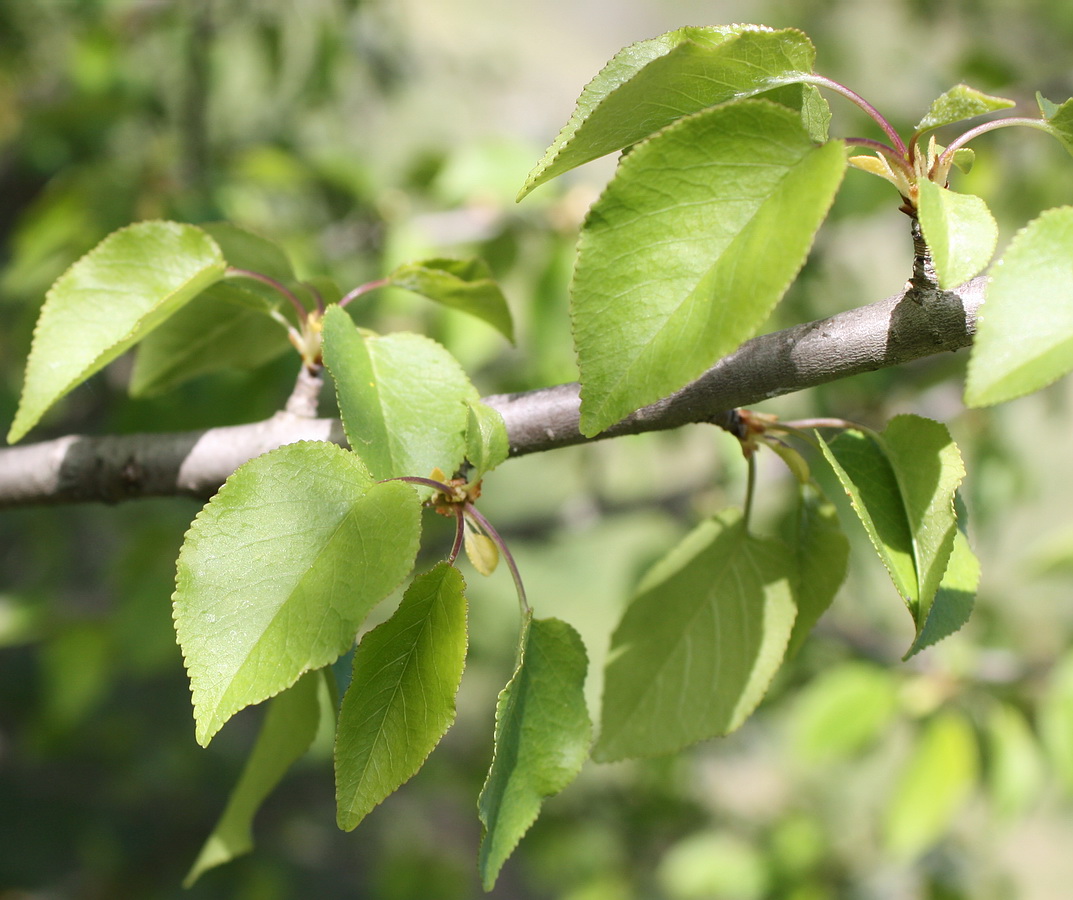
[388,258,514,343]
[573,100,845,436]
[8,221,227,443]
[173,441,422,746]
[595,509,796,761]
[335,563,468,830]
[184,670,326,886]
[478,615,591,890]
[321,305,478,481]
[966,207,1073,406]
[520,26,823,198]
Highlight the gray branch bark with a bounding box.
[0,276,984,508]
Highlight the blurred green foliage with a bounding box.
[5,1,1073,898]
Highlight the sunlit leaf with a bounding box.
[173,441,422,746]
[388,258,514,343]
[914,83,1014,134]
[184,670,326,886]
[321,305,478,481]
[8,221,226,443]
[464,529,499,576]
[478,615,590,890]
[1040,650,1073,793]
[883,710,979,858]
[574,100,845,435]
[916,179,997,289]
[595,509,796,761]
[520,25,824,198]
[335,563,467,830]
[817,416,966,651]
[966,207,1073,406]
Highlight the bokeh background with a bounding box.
[4,1,1073,898]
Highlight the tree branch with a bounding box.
[0,276,984,508]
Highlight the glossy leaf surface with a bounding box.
[966,207,1073,406]
[478,615,590,890]
[596,509,796,760]
[573,100,845,435]
[8,221,226,443]
[322,305,478,481]
[173,441,422,746]
[335,563,468,830]
[520,25,822,198]
[916,179,997,289]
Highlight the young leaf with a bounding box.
[965,206,1073,406]
[199,221,296,285]
[595,509,796,761]
[816,417,966,651]
[335,563,468,830]
[883,710,979,858]
[173,441,422,746]
[916,179,997,289]
[321,305,478,481]
[1037,94,1073,157]
[388,258,514,343]
[8,221,227,443]
[913,83,1014,135]
[785,486,849,658]
[478,615,591,890]
[573,100,845,436]
[464,529,499,576]
[184,670,326,886]
[519,25,823,199]
[465,399,510,477]
[129,282,289,396]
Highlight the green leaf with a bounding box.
[321,305,478,481]
[817,416,966,650]
[388,258,514,343]
[573,100,846,436]
[1037,94,1073,157]
[789,662,899,763]
[173,441,422,746]
[1041,651,1073,793]
[465,400,510,478]
[184,670,326,886]
[519,25,823,199]
[984,702,1045,819]
[914,83,1014,134]
[8,221,227,443]
[916,179,997,289]
[335,563,468,830]
[199,221,296,284]
[785,486,848,658]
[965,207,1073,406]
[883,710,979,858]
[478,615,591,890]
[595,509,796,761]
[129,282,289,396]
[904,510,979,659]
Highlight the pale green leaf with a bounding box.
[478,615,591,890]
[8,221,227,443]
[984,702,1045,819]
[818,417,965,648]
[520,25,823,199]
[388,258,514,343]
[883,710,979,858]
[335,563,468,830]
[184,670,325,886]
[465,400,510,477]
[173,441,422,746]
[914,83,1014,134]
[464,529,499,576]
[916,179,997,289]
[966,207,1073,406]
[789,662,899,763]
[1040,650,1073,793]
[129,282,289,396]
[574,101,846,436]
[785,486,848,658]
[595,509,796,761]
[321,305,478,481]
[1037,94,1073,157]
